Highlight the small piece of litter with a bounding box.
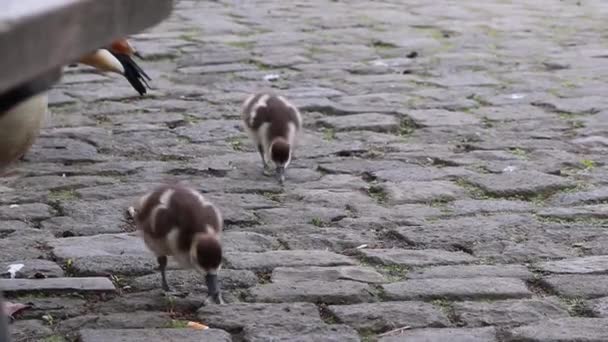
[355,244,368,249]
[9,204,18,208]
[187,321,209,330]
[503,165,517,173]
[7,264,24,279]
[509,93,525,99]
[371,60,388,67]
[263,74,280,82]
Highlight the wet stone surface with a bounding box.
[5,0,608,340]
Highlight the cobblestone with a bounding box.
[6,0,608,340]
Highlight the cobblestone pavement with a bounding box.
[4,0,608,341]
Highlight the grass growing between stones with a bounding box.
[183,114,202,124]
[508,147,528,159]
[525,275,557,296]
[558,112,585,130]
[360,259,408,282]
[226,41,254,49]
[310,217,330,228]
[359,329,379,342]
[322,127,336,141]
[247,58,272,70]
[63,259,77,277]
[431,299,463,326]
[43,335,67,342]
[370,40,398,49]
[367,185,388,204]
[534,215,606,226]
[164,319,189,328]
[227,137,244,151]
[317,303,340,324]
[48,189,79,202]
[455,179,490,199]
[580,159,596,170]
[560,297,595,317]
[262,191,282,202]
[255,271,272,284]
[466,93,492,107]
[397,118,417,137]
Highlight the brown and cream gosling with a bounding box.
[241,92,302,184]
[128,183,225,305]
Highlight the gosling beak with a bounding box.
[78,49,125,75]
[204,273,224,305]
[275,166,285,185]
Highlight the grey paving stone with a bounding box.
[379,327,498,342]
[317,113,400,132]
[97,290,206,314]
[79,328,232,342]
[0,203,56,221]
[329,301,449,332]
[406,109,482,126]
[0,277,115,293]
[49,233,159,276]
[197,303,323,331]
[391,214,536,253]
[13,296,88,320]
[271,266,386,284]
[254,205,348,225]
[222,231,280,253]
[316,159,408,176]
[0,259,64,279]
[466,170,575,197]
[278,227,380,252]
[591,297,608,317]
[7,175,117,193]
[445,199,534,216]
[130,269,258,292]
[248,280,373,304]
[537,205,608,221]
[225,250,356,271]
[6,0,608,341]
[370,166,474,183]
[544,275,608,298]
[537,256,608,274]
[243,323,360,342]
[506,318,608,342]
[361,248,476,267]
[454,298,569,327]
[381,181,466,205]
[59,311,174,332]
[472,105,554,122]
[407,264,533,280]
[382,277,531,301]
[9,319,54,341]
[549,187,608,206]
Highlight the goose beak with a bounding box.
[110,38,143,59]
[78,49,125,75]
